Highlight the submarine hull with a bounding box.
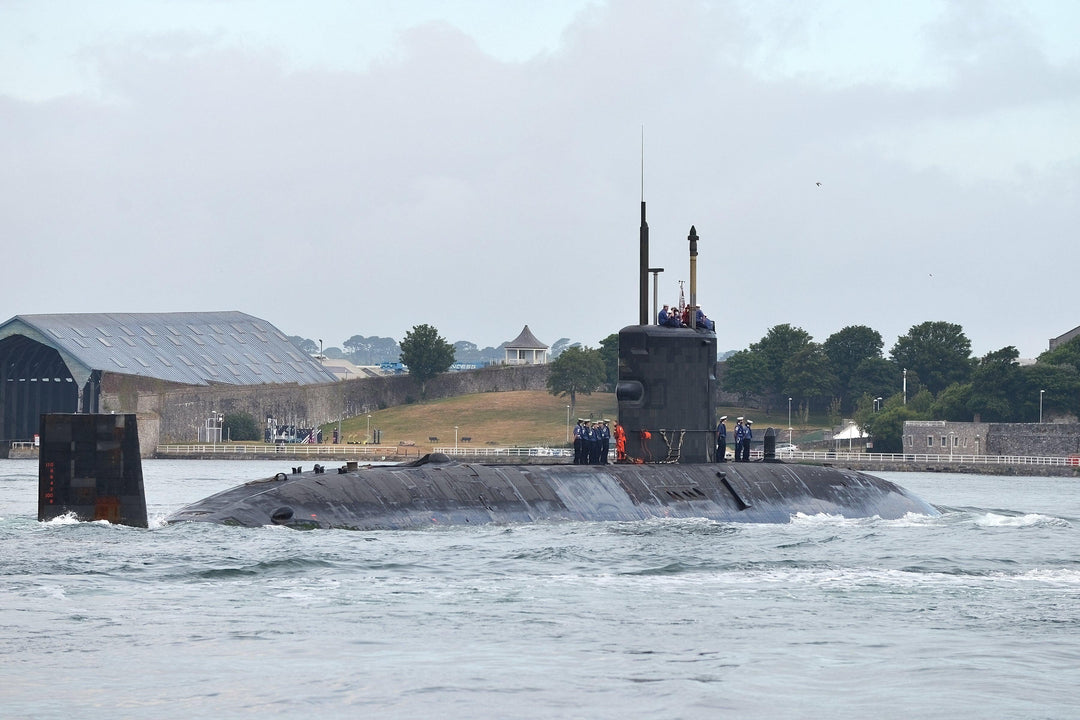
[166,457,938,530]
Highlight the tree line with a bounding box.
[289,333,581,366]
[294,320,1080,456]
[723,321,1080,452]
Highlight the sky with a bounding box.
[2,0,1078,360]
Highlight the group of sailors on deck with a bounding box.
[573,418,611,464]
[715,415,753,462]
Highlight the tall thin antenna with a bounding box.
[638,126,649,326]
[640,125,645,202]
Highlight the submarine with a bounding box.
[37,203,938,529]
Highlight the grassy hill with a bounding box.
[322,390,822,452]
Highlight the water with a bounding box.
[3,459,1079,719]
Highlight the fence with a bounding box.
[155,444,419,459]
[434,446,572,458]
[770,449,1079,467]
[150,443,1078,468]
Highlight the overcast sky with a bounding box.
[2,1,1077,359]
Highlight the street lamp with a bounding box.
[1040,389,1045,423]
[366,414,371,444]
[874,397,883,412]
[787,397,792,445]
[455,425,459,452]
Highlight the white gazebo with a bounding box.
[503,325,549,365]
[833,421,869,450]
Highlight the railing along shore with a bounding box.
[155,444,419,459]
[24,442,1075,471]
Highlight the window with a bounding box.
[927,436,933,447]
[941,436,947,447]
[953,436,959,447]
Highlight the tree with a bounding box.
[847,357,902,403]
[1020,363,1080,421]
[966,346,1023,421]
[739,324,813,410]
[597,333,619,389]
[546,345,604,415]
[399,324,455,397]
[890,321,974,396]
[824,325,884,410]
[549,338,574,358]
[1038,335,1080,371]
[781,343,837,418]
[289,336,318,355]
[222,412,260,442]
[343,335,402,365]
[722,349,770,405]
[932,382,974,421]
[753,324,813,386]
[857,398,922,453]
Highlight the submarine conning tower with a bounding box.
[617,215,717,464]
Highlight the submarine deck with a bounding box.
[166,457,939,530]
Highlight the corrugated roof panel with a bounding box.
[2,311,338,387]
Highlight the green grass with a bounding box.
[326,391,618,450]
[321,390,830,451]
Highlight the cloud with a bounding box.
[0,0,1077,360]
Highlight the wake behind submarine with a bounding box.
[37,204,938,529]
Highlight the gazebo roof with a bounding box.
[505,325,548,350]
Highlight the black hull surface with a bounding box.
[166,455,939,530]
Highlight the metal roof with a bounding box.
[0,311,337,388]
[504,325,548,350]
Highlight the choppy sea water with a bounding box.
[2,459,1079,719]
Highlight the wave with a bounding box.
[973,512,1070,528]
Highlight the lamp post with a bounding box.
[948,431,954,459]
[787,397,792,445]
[1039,389,1045,423]
[874,397,883,412]
[566,405,571,443]
[366,414,371,444]
[455,425,459,452]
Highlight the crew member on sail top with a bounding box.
[658,304,670,326]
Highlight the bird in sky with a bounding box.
[815,182,822,187]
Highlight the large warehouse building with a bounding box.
[0,311,337,450]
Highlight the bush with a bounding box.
[222,412,261,442]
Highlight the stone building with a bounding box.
[1049,325,1080,351]
[903,420,1080,457]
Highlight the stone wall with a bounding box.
[99,364,550,455]
[903,419,1080,458]
[987,422,1080,457]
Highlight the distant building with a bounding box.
[0,311,336,445]
[903,420,1080,457]
[1049,325,1080,351]
[319,358,386,380]
[503,325,549,365]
